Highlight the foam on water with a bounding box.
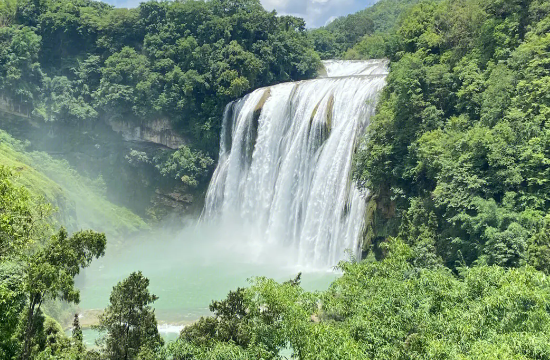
[321,59,389,77]
[158,324,185,334]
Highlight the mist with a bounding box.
[75,219,338,327]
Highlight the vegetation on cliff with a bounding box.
[0,0,320,150]
[0,0,321,219]
[0,166,107,360]
[309,0,437,59]
[354,0,550,272]
[0,129,147,239]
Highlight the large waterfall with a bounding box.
[203,60,389,268]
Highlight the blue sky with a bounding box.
[102,0,380,28]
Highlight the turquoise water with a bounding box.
[74,224,339,346]
[65,328,180,349]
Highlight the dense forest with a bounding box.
[0,0,319,146]
[310,0,433,59]
[2,0,550,359]
[354,0,550,272]
[0,0,321,218]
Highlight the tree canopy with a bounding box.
[2,0,550,359]
[308,0,438,59]
[95,271,163,360]
[0,0,321,151]
[0,167,107,360]
[353,0,550,272]
[166,241,550,360]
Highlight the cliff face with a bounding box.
[105,118,203,218]
[0,101,204,221]
[0,93,32,118]
[108,118,187,150]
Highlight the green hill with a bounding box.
[0,127,148,241]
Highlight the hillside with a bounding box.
[2,0,550,359]
[309,0,440,59]
[0,127,147,241]
[353,0,550,271]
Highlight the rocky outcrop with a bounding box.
[108,118,187,149]
[0,93,32,119]
[154,188,193,208]
[362,186,399,260]
[317,64,328,78]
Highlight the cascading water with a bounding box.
[321,59,389,77]
[203,59,389,268]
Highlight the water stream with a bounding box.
[203,59,389,267]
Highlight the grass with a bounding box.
[0,128,149,242]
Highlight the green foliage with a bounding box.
[181,288,253,348]
[0,26,42,110]
[0,129,148,240]
[0,166,52,260]
[354,0,550,270]
[0,0,321,217]
[0,163,108,360]
[167,241,550,360]
[0,261,25,359]
[175,274,311,360]
[20,228,106,360]
[95,46,158,119]
[71,314,84,354]
[315,241,550,359]
[33,76,97,124]
[0,0,16,27]
[167,340,258,360]
[36,0,111,75]
[95,271,163,360]
[2,1,550,360]
[527,215,550,274]
[310,0,438,59]
[155,147,214,188]
[1,0,321,154]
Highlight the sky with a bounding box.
[259,0,378,27]
[102,0,380,28]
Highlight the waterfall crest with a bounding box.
[203,60,389,268]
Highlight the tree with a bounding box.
[528,215,550,274]
[353,0,550,269]
[155,146,214,188]
[20,228,106,360]
[181,288,252,348]
[94,46,159,119]
[33,76,98,125]
[0,166,107,359]
[0,26,43,112]
[0,0,16,26]
[0,262,25,360]
[96,271,163,360]
[0,166,51,261]
[72,314,84,354]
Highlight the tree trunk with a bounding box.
[21,300,36,360]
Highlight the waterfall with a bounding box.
[203,60,389,268]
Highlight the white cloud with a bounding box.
[260,0,379,28]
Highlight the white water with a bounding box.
[321,59,389,77]
[203,60,389,268]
